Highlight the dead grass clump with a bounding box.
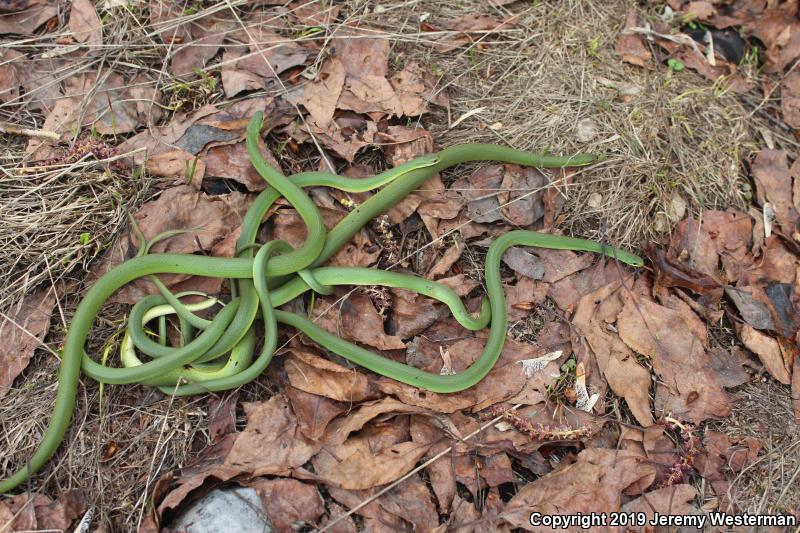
[380,0,752,247]
[707,383,800,515]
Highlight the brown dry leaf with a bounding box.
[700,209,754,283]
[203,136,281,192]
[0,490,86,532]
[748,8,800,72]
[695,430,762,509]
[311,418,431,490]
[782,70,800,129]
[426,239,465,279]
[461,165,504,223]
[617,292,733,422]
[428,13,517,52]
[146,149,206,186]
[707,347,752,388]
[752,150,799,235]
[542,167,576,229]
[548,258,636,312]
[379,125,434,166]
[505,276,549,322]
[0,0,57,35]
[284,349,380,403]
[224,396,321,477]
[503,246,594,284]
[333,29,389,78]
[323,397,431,446]
[207,393,238,444]
[246,478,325,532]
[288,113,379,162]
[500,448,655,530]
[616,9,652,67]
[310,291,405,351]
[27,71,162,159]
[389,62,433,117]
[572,284,654,427]
[497,165,547,226]
[391,287,450,338]
[289,0,341,27]
[285,385,347,441]
[221,31,309,98]
[620,484,699,520]
[93,186,251,303]
[0,48,23,105]
[69,0,101,49]
[738,324,791,384]
[338,74,403,117]
[171,17,232,78]
[299,57,346,129]
[120,97,288,167]
[454,452,515,501]
[0,286,56,401]
[327,474,438,531]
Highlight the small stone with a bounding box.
[667,193,686,221]
[575,118,598,143]
[654,211,670,233]
[587,192,603,208]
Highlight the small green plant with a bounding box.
[587,36,601,57]
[193,68,217,92]
[185,158,199,184]
[667,58,685,71]
[79,232,92,245]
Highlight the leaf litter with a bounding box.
[1,0,799,531]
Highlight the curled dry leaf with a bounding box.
[284,349,380,403]
[497,165,547,226]
[379,125,434,166]
[617,292,733,423]
[311,417,431,490]
[171,17,232,78]
[781,70,800,130]
[308,290,405,351]
[285,385,346,441]
[0,0,57,35]
[738,324,791,384]
[547,256,630,312]
[572,284,654,427]
[0,286,56,400]
[505,276,549,322]
[68,0,102,49]
[224,396,322,477]
[327,474,438,531]
[0,490,86,532]
[500,448,655,530]
[27,71,162,160]
[245,478,325,533]
[616,9,652,67]
[298,58,346,129]
[752,150,799,236]
[323,397,431,446]
[620,484,700,520]
[426,239,465,279]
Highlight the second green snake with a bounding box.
[0,112,643,493]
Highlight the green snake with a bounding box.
[0,112,643,493]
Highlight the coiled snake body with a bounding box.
[0,112,643,493]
